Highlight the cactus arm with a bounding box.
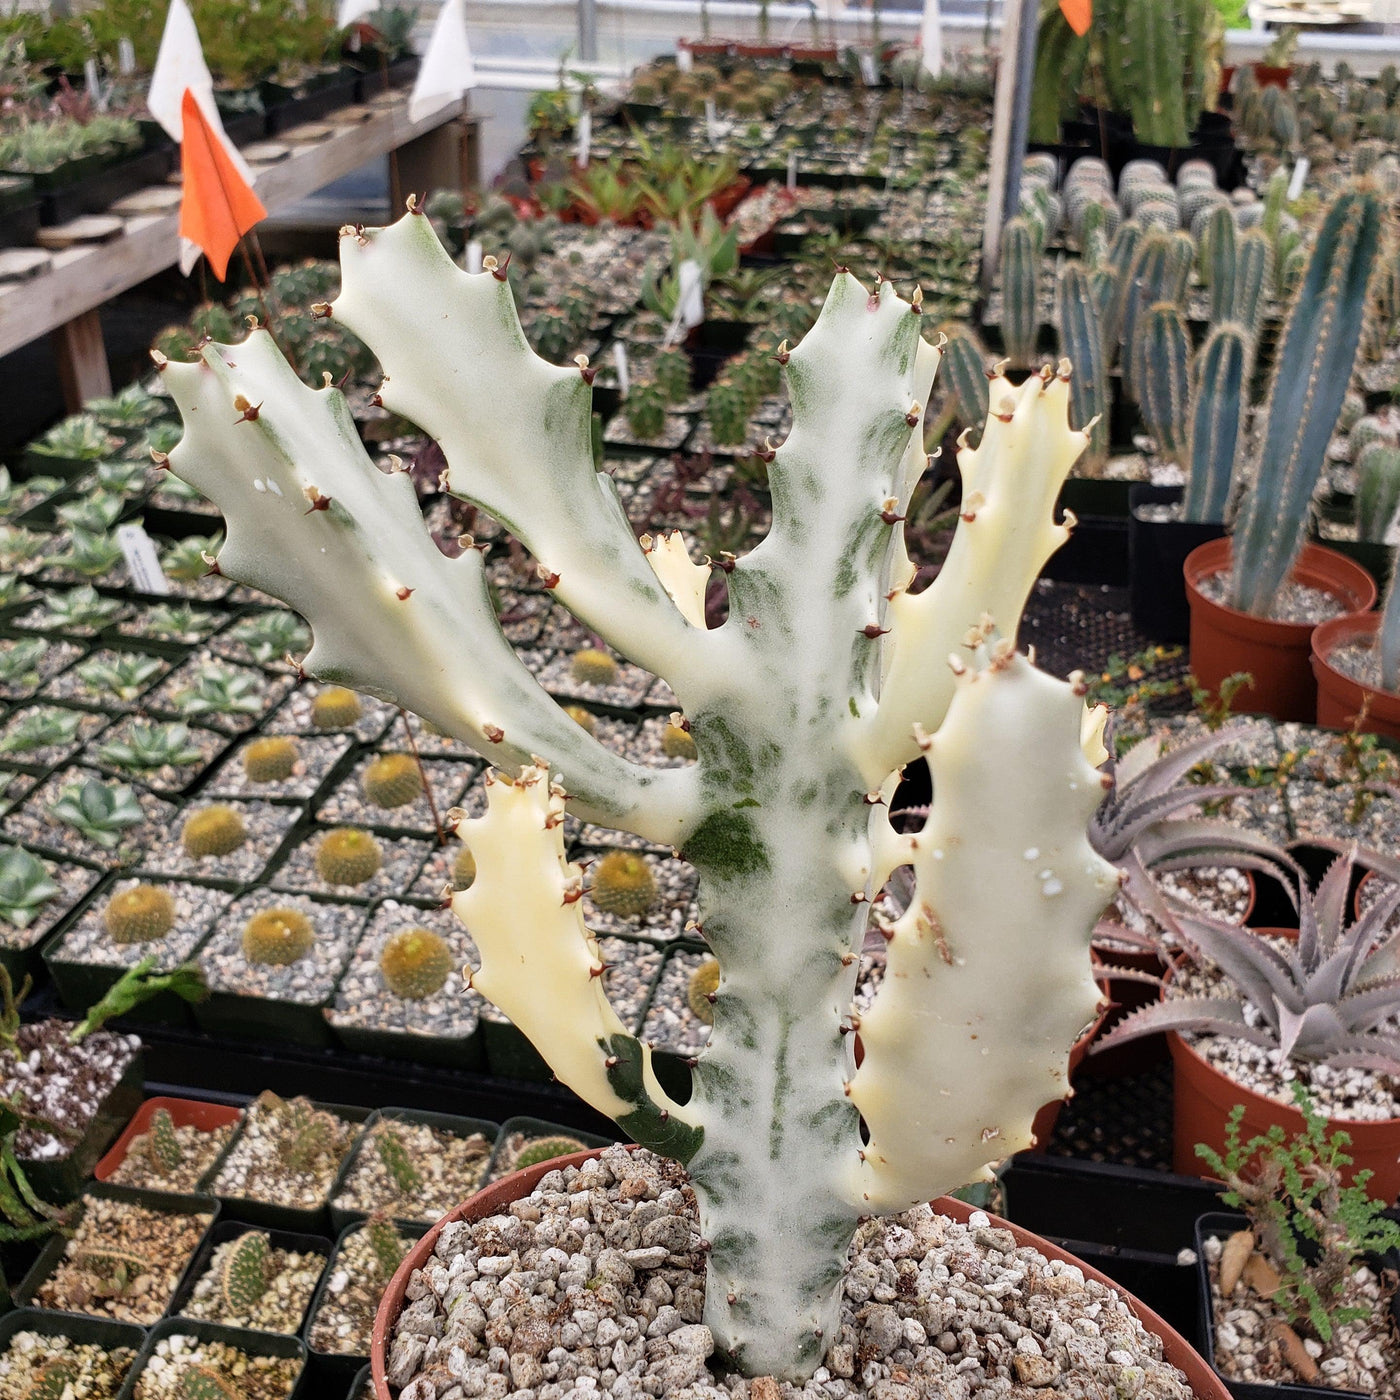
[641,530,710,628]
[329,212,709,685]
[1230,187,1383,615]
[1056,264,1110,474]
[846,648,1118,1212]
[1206,206,1238,327]
[856,368,1089,782]
[456,765,700,1160]
[1132,302,1191,466]
[1381,574,1400,692]
[1123,0,1189,148]
[160,334,699,844]
[1000,218,1041,370]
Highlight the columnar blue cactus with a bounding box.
[1056,264,1110,475]
[1184,324,1250,523]
[1233,228,1274,349]
[1356,443,1400,543]
[1000,216,1041,369]
[1131,302,1191,464]
[935,323,991,440]
[158,208,1117,1381]
[1230,186,1385,616]
[1119,231,1193,397]
[1205,205,1237,327]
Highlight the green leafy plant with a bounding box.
[95,458,151,496]
[28,414,121,462]
[0,707,82,757]
[98,721,204,774]
[224,611,310,666]
[0,847,59,929]
[138,602,217,641]
[171,667,266,721]
[1188,670,1253,730]
[162,534,223,583]
[1197,1083,1400,1340]
[55,489,126,533]
[87,385,167,430]
[73,653,164,702]
[53,528,124,580]
[34,586,123,633]
[49,778,146,850]
[0,526,48,570]
[68,956,207,1041]
[0,639,46,690]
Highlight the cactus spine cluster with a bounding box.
[933,323,990,437]
[241,907,314,966]
[1357,444,1400,543]
[161,209,1119,1381]
[365,1209,406,1281]
[181,804,248,858]
[590,851,658,918]
[1230,186,1384,615]
[362,753,422,808]
[311,686,364,728]
[315,828,383,886]
[148,1106,183,1171]
[375,1123,424,1192]
[29,1358,79,1399]
[179,1366,237,1400]
[569,647,619,686]
[514,1135,587,1170]
[242,735,299,783]
[1054,264,1109,475]
[221,1230,270,1313]
[1131,302,1190,466]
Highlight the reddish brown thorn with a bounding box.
[659,1108,670,1122]
[588,961,614,979]
[492,252,512,281]
[484,724,505,744]
[772,339,791,366]
[232,395,262,424]
[150,449,170,470]
[605,1055,620,1069]
[303,487,332,514]
[406,192,425,214]
[370,393,383,408]
[686,1056,700,1069]
[832,261,849,274]
[755,442,777,463]
[860,624,889,639]
[335,369,353,391]
[204,557,223,578]
[396,585,414,600]
[709,555,736,573]
[880,507,905,525]
[850,891,869,904]
[727,1293,737,1305]
[904,405,922,427]
[705,991,717,1004]
[539,569,560,589]
[877,923,895,942]
[862,792,886,805]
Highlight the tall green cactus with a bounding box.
[1120,232,1192,398]
[1233,228,1274,347]
[1230,186,1384,616]
[1204,205,1237,327]
[1131,302,1191,464]
[158,209,1119,1382]
[1000,217,1041,369]
[934,323,991,440]
[1356,442,1400,543]
[1056,263,1110,475]
[1184,323,1249,523]
[1381,573,1400,693]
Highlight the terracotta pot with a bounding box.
[372,1148,1229,1400]
[1163,947,1400,1201]
[1312,611,1400,740]
[94,1095,242,1182]
[1184,538,1378,722]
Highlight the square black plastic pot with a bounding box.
[0,858,105,992]
[1129,484,1226,644]
[17,1048,145,1204]
[16,1182,218,1320]
[348,1362,371,1397]
[117,1316,309,1400]
[327,1106,498,1235]
[192,982,337,1051]
[37,144,174,226]
[1193,1211,1396,1400]
[485,1115,613,1183]
[1038,513,1128,587]
[0,1306,147,1385]
[261,70,360,135]
[481,1015,556,1083]
[165,1218,333,1336]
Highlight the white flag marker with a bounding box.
[409,0,476,124]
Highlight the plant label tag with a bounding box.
[118,37,136,75]
[705,99,718,141]
[84,59,109,111]
[786,150,798,190]
[678,258,705,329]
[575,109,592,168]
[118,524,171,596]
[613,342,631,396]
[859,52,879,86]
[465,239,484,274]
[677,47,693,72]
[1287,158,1309,201]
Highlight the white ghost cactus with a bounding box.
[160,207,1119,1382]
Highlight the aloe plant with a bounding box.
[53,529,124,580]
[97,721,204,775]
[132,602,218,643]
[0,527,47,571]
[0,578,35,614]
[73,653,164,702]
[171,667,265,721]
[56,493,124,535]
[0,639,47,691]
[33,586,123,633]
[87,385,167,430]
[95,459,151,497]
[0,847,60,929]
[0,707,82,758]
[49,778,145,849]
[28,415,120,462]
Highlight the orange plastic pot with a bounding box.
[371,1148,1230,1400]
[94,1095,242,1182]
[1184,538,1377,722]
[1312,611,1400,740]
[1163,948,1400,1202]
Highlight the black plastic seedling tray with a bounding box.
[117,1315,310,1400]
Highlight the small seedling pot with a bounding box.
[1311,612,1400,741]
[94,1094,243,1183]
[115,1316,309,1400]
[484,1116,614,1185]
[0,1306,147,1386]
[1184,539,1378,723]
[1128,485,1226,644]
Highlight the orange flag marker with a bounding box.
[178,88,266,281]
[1060,0,1091,36]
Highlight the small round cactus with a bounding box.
[590,851,658,918]
[451,844,476,892]
[242,907,314,966]
[379,926,454,999]
[661,721,697,761]
[314,828,382,886]
[104,884,176,944]
[569,648,618,686]
[242,735,299,783]
[181,804,248,857]
[687,957,720,1025]
[311,686,363,729]
[29,1359,81,1400]
[514,1135,586,1170]
[178,1366,238,1400]
[363,754,423,808]
[563,704,596,734]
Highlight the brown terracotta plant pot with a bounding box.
[1163,946,1400,1203]
[1183,538,1377,722]
[1311,611,1400,741]
[94,1096,242,1183]
[371,1148,1231,1400]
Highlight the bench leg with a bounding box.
[52,308,111,411]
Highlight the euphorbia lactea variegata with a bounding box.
[159,206,1118,1382]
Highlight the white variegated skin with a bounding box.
[160,209,1118,1382]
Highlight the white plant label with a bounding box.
[613,342,631,397]
[705,98,718,141]
[84,59,109,111]
[118,524,172,596]
[465,239,483,274]
[677,46,693,72]
[859,52,879,86]
[118,37,136,75]
[575,109,592,167]
[678,258,705,329]
[786,150,798,190]
[1287,158,1309,201]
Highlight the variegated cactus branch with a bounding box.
[159,333,697,843]
[330,212,709,684]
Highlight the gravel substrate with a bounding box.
[0,637,82,701]
[211,1092,359,1213]
[33,1194,212,1323]
[538,650,657,711]
[333,1119,494,1222]
[0,1327,138,1398]
[327,900,483,1040]
[130,1333,301,1399]
[584,852,699,942]
[1175,955,1400,1120]
[310,1221,417,1357]
[178,1229,326,1332]
[1134,715,1280,774]
[1321,638,1387,691]
[206,731,354,800]
[270,829,431,901]
[108,1113,241,1193]
[3,767,177,867]
[0,850,98,949]
[51,876,225,972]
[1197,573,1349,625]
[625,715,698,770]
[2,1021,138,1161]
[1286,781,1400,850]
[38,647,172,710]
[639,947,710,1057]
[138,799,302,883]
[0,704,109,770]
[267,684,396,743]
[316,755,475,832]
[1203,1232,1397,1394]
[1273,722,1396,786]
[402,713,480,760]
[198,889,363,1005]
[385,1146,1194,1400]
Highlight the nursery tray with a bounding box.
[0,1306,147,1384]
[116,1316,309,1400]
